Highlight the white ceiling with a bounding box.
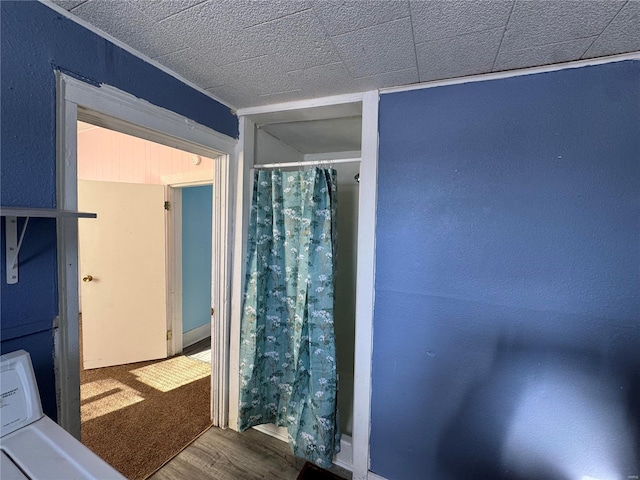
[51,0,640,110]
[261,117,362,153]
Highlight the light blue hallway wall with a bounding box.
[181,185,213,335]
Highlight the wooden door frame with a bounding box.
[162,176,214,358]
[55,73,237,438]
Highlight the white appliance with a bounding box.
[1,350,125,479]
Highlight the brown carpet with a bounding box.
[80,355,212,480]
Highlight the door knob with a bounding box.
[82,275,93,282]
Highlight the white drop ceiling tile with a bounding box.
[257,89,308,106]
[70,0,188,58]
[494,36,596,71]
[287,62,355,96]
[51,0,87,10]
[153,48,228,88]
[207,56,307,106]
[219,82,308,108]
[288,62,417,99]
[244,9,340,71]
[355,67,419,90]
[584,1,640,58]
[410,0,512,43]
[130,0,206,22]
[206,83,260,109]
[312,0,410,36]
[228,0,310,28]
[417,27,503,82]
[331,17,417,78]
[501,0,624,52]
[159,1,267,66]
[216,55,303,94]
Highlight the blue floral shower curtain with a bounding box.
[238,167,341,467]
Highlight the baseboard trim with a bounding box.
[182,323,211,348]
[333,434,353,472]
[253,424,353,471]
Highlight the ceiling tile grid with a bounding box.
[228,0,311,29]
[585,1,640,57]
[131,0,207,22]
[53,0,86,10]
[494,36,598,71]
[243,9,341,72]
[50,0,640,109]
[312,0,411,37]
[156,1,268,67]
[330,17,417,78]
[417,27,505,82]
[500,0,624,51]
[410,0,513,43]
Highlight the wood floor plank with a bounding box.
[150,427,298,480]
[149,426,351,480]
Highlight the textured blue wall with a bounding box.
[0,1,236,419]
[371,61,640,479]
[182,185,213,334]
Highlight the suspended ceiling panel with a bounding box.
[50,0,640,109]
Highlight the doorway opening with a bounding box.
[55,72,238,479]
[75,121,216,478]
[231,98,370,472]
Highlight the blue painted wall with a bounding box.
[371,61,640,479]
[0,1,236,420]
[181,185,213,335]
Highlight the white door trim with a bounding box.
[166,185,183,357]
[164,170,216,357]
[164,177,216,358]
[236,92,364,117]
[351,90,379,480]
[228,116,255,431]
[55,72,237,438]
[211,154,233,428]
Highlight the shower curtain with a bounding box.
[238,167,341,467]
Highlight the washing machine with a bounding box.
[1,350,126,479]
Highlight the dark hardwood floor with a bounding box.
[152,337,351,480]
[149,423,351,480]
[182,337,211,357]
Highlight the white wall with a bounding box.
[77,122,213,184]
[334,181,358,436]
[254,128,303,165]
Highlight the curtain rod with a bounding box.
[253,157,361,169]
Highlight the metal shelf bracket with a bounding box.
[5,216,29,284]
[1,207,96,284]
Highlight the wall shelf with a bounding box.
[1,206,96,284]
[0,207,96,219]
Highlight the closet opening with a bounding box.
[231,99,364,472]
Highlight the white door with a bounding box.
[78,180,168,369]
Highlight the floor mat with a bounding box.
[297,461,348,480]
